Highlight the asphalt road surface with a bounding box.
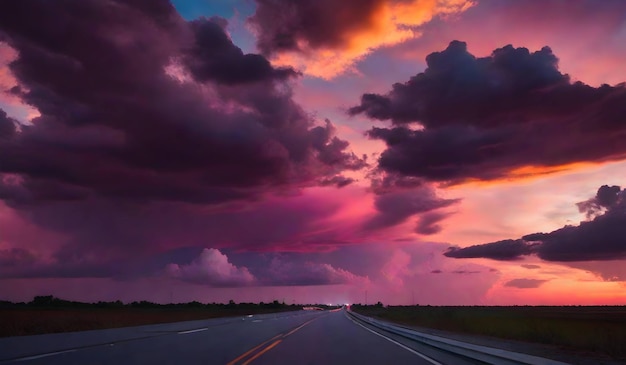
[0,309,482,365]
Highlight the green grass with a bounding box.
[353,305,626,359]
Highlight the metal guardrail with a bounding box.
[347,310,570,365]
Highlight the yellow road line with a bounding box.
[225,334,282,365]
[241,340,282,365]
[227,315,322,364]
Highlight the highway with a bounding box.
[0,309,482,365]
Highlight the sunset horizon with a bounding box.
[1,0,626,307]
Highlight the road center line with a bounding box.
[177,328,208,334]
[346,313,443,365]
[227,314,323,365]
[11,349,77,362]
[241,340,282,365]
[225,334,283,365]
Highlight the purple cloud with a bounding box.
[165,248,256,287]
[182,17,299,84]
[446,185,626,262]
[0,0,370,280]
[0,0,365,209]
[263,257,369,286]
[0,247,36,267]
[0,109,16,138]
[415,211,451,235]
[363,187,458,231]
[351,41,626,183]
[445,239,536,261]
[504,278,549,289]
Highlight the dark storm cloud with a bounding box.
[351,41,626,183]
[446,185,626,262]
[363,188,458,231]
[368,170,427,193]
[164,249,369,287]
[0,247,36,267]
[0,0,366,279]
[248,0,383,55]
[262,258,368,286]
[351,41,567,126]
[0,0,364,207]
[415,211,450,235]
[0,110,16,138]
[183,16,299,84]
[576,184,621,219]
[504,278,548,289]
[445,239,535,261]
[319,175,355,188]
[451,270,481,274]
[165,248,256,287]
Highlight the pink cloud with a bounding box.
[390,0,626,86]
[250,0,474,78]
[0,42,38,121]
[266,257,370,286]
[165,248,256,287]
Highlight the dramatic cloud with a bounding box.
[318,175,355,188]
[446,185,626,262]
[451,270,480,274]
[521,264,541,269]
[0,247,36,267]
[264,257,369,286]
[0,109,16,138]
[352,41,626,183]
[391,0,626,87]
[182,17,299,84]
[504,278,548,289]
[363,187,458,231]
[415,211,450,235]
[0,0,374,286]
[249,0,473,78]
[166,248,256,287]
[0,0,364,210]
[445,239,535,261]
[576,184,621,219]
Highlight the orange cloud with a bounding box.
[264,0,474,79]
[0,42,39,121]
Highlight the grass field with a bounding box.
[352,305,626,360]
[0,306,298,337]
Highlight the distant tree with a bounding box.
[31,295,55,306]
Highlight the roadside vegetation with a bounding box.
[352,304,626,360]
[0,296,333,337]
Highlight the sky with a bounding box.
[0,0,625,306]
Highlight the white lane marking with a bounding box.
[252,320,263,322]
[178,328,208,334]
[347,315,443,365]
[12,349,77,362]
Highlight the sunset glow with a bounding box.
[0,0,625,306]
